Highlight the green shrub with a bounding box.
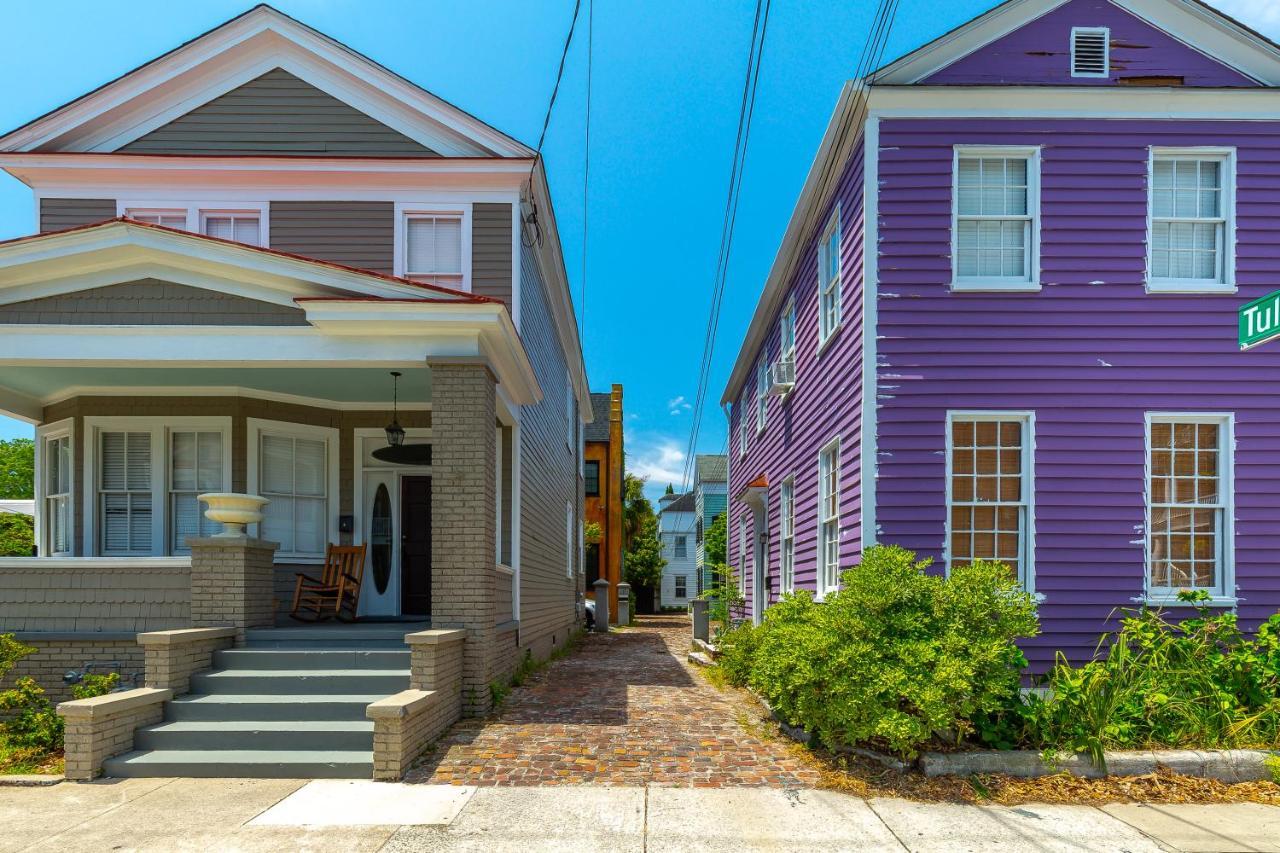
[0,678,61,752]
[71,672,119,701]
[1012,592,1280,768]
[720,544,1039,757]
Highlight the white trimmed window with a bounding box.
[405,214,463,286]
[780,298,796,364]
[37,423,74,556]
[675,575,688,599]
[1070,27,1110,78]
[201,210,262,245]
[818,439,840,596]
[250,421,334,561]
[124,208,187,229]
[818,209,841,345]
[566,501,575,578]
[738,515,749,596]
[1149,150,1234,291]
[169,431,225,552]
[1146,414,1233,602]
[120,202,266,245]
[674,535,688,559]
[779,476,795,595]
[738,395,748,459]
[947,413,1034,589]
[85,418,229,557]
[953,147,1040,290]
[755,357,768,433]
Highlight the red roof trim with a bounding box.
[0,218,497,304]
[293,296,483,304]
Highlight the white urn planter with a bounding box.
[198,493,269,538]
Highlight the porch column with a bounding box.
[187,535,279,644]
[428,361,499,714]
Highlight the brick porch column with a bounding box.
[428,361,499,714]
[187,535,279,644]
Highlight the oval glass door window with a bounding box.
[370,483,393,595]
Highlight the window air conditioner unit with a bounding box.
[767,358,795,395]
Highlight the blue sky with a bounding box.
[0,0,1274,499]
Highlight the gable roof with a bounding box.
[660,492,696,514]
[585,392,614,442]
[0,5,534,158]
[873,0,1280,86]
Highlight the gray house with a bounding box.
[0,5,588,779]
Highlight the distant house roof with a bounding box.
[0,499,34,517]
[660,492,696,514]
[585,392,613,442]
[694,454,727,484]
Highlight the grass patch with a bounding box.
[0,739,63,776]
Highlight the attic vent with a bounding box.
[1071,27,1110,77]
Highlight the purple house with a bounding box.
[722,0,1280,668]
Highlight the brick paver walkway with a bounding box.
[406,615,820,787]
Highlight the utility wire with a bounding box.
[579,0,593,342]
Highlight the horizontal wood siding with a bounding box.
[727,142,866,614]
[924,0,1258,87]
[270,201,394,274]
[472,203,513,308]
[876,118,1280,668]
[119,68,439,157]
[39,198,115,233]
[517,241,578,654]
[0,280,308,325]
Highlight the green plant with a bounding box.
[0,438,33,500]
[71,672,119,700]
[1265,754,1280,785]
[719,545,1039,757]
[0,514,34,557]
[0,678,62,752]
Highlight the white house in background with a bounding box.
[0,500,35,517]
[658,491,696,609]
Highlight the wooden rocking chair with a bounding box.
[290,543,368,622]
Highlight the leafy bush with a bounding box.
[0,678,62,751]
[719,545,1039,757]
[998,592,1280,768]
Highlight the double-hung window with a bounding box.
[818,209,841,345]
[947,413,1034,589]
[121,202,266,245]
[1148,150,1234,291]
[953,147,1040,290]
[201,210,262,245]
[675,576,688,599]
[755,357,768,433]
[738,394,748,458]
[1146,414,1233,602]
[39,425,73,556]
[404,213,464,286]
[99,431,154,555]
[169,430,225,552]
[253,422,333,560]
[779,299,796,365]
[779,476,795,595]
[585,461,600,497]
[737,515,750,596]
[125,208,187,229]
[818,439,840,596]
[674,535,688,559]
[566,502,575,578]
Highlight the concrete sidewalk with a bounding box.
[2,778,1278,852]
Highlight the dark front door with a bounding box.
[400,476,432,617]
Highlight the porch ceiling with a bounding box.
[3,365,431,413]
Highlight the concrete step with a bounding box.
[687,651,714,668]
[135,720,374,752]
[244,625,422,648]
[102,749,373,779]
[213,648,410,670]
[165,693,385,722]
[190,669,409,696]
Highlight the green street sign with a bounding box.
[1239,290,1280,350]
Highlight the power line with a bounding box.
[579,0,593,342]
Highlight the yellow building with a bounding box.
[584,385,624,623]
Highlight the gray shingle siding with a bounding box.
[471,203,513,308]
[119,68,439,157]
[0,280,309,325]
[270,201,395,274]
[39,198,116,233]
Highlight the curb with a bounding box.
[0,774,62,787]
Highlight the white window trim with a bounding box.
[1070,26,1110,79]
[738,514,749,596]
[779,296,797,376]
[35,419,75,557]
[81,417,232,557]
[737,396,748,459]
[1145,147,1237,294]
[817,205,843,351]
[393,201,473,290]
[950,146,1042,292]
[1143,412,1236,607]
[817,436,841,600]
[779,474,795,595]
[943,411,1038,596]
[565,500,575,579]
[245,418,339,564]
[117,199,269,246]
[755,356,768,434]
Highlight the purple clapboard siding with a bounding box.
[728,142,867,617]
[922,0,1259,87]
[876,117,1280,669]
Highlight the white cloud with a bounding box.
[1208,0,1280,34]
[666,395,692,416]
[627,433,687,499]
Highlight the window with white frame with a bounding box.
[780,298,796,364]
[755,357,768,433]
[818,440,840,595]
[947,414,1033,588]
[818,209,841,344]
[98,431,154,555]
[169,431,225,552]
[124,208,187,229]
[566,501,575,578]
[1146,415,1232,599]
[780,476,795,595]
[953,148,1039,288]
[1149,150,1233,289]
[675,575,688,599]
[404,213,464,286]
[41,429,73,556]
[258,430,329,559]
[674,535,688,559]
[738,515,750,596]
[738,394,748,458]
[201,210,261,245]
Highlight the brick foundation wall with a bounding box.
[139,627,236,695]
[5,637,144,705]
[369,629,467,780]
